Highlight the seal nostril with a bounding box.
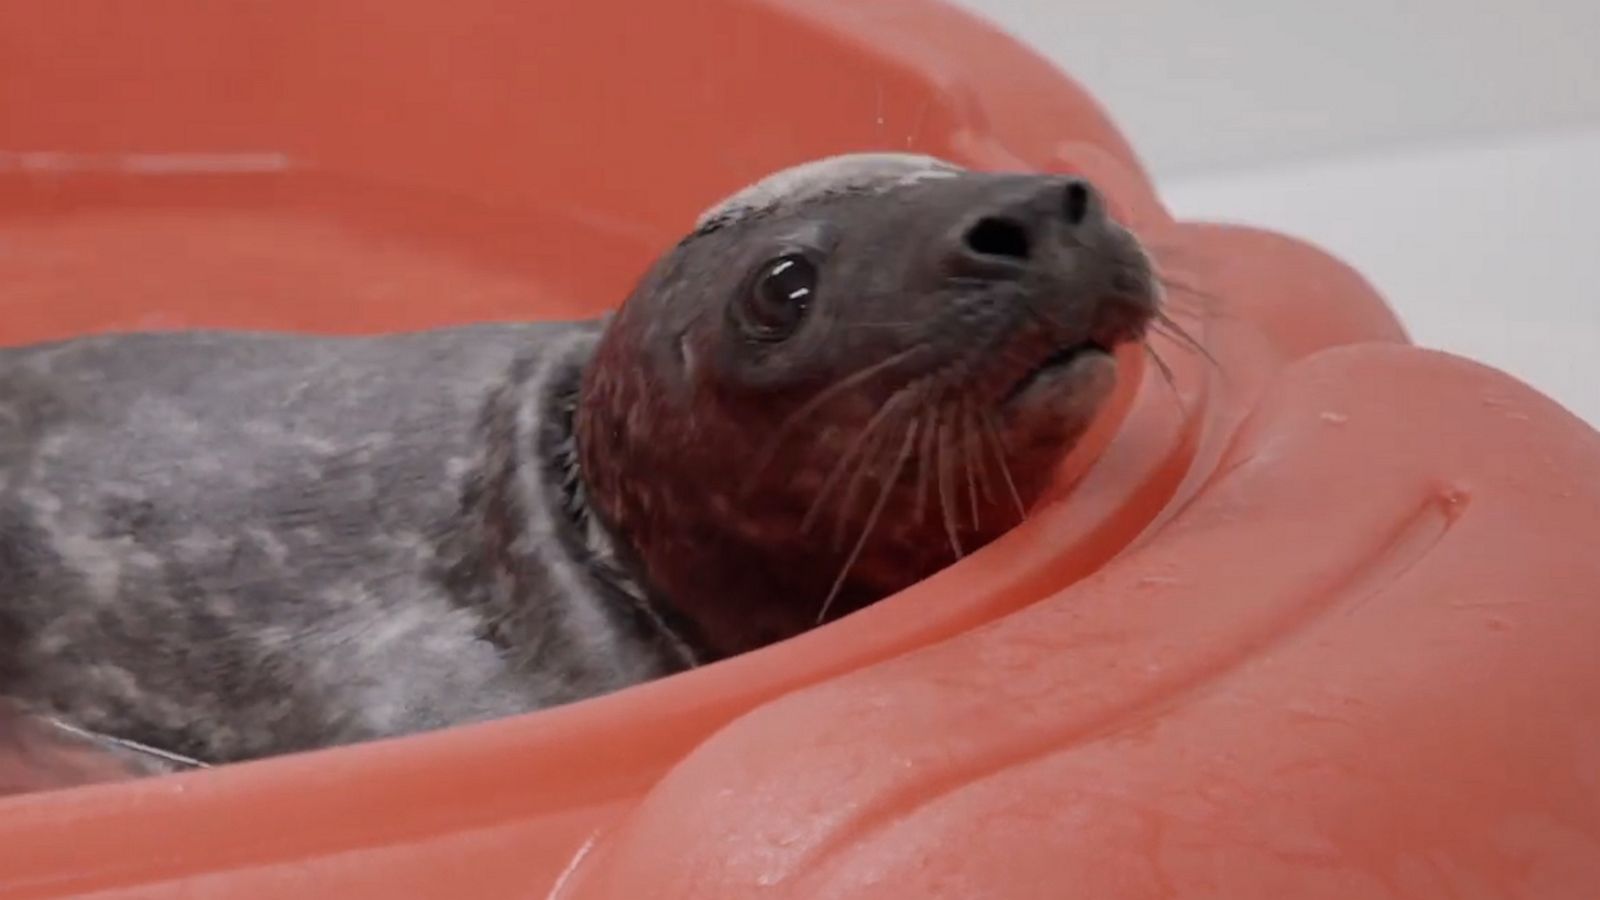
[963,217,1032,261]
[1062,181,1092,225]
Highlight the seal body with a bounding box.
[0,152,1159,766]
[578,156,1159,655]
[0,323,696,763]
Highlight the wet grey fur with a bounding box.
[0,323,697,765]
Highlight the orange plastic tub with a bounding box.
[3,1,1599,897]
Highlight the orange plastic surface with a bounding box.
[3,1,1598,897]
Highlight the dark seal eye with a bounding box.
[740,254,817,340]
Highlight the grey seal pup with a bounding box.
[0,153,1158,770]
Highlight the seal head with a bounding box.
[578,154,1159,656]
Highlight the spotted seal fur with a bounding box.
[0,152,1157,770]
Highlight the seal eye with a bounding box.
[741,254,816,340]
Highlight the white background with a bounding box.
[956,0,1599,426]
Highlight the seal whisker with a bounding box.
[913,401,940,526]
[816,418,921,625]
[980,411,1028,522]
[44,716,209,772]
[834,320,931,329]
[1155,274,1224,316]
[936,409,965,559]
[799,381,919,537]
[966,398,998,504]
[829,384,926,549]
[961,401,982,531]
[1151,308,1221,370]
[1013,290,1070,336]
[965,448,981,531]
[1143,241,1211,270]
[1143,340,1187,414]
[806,418,883,539]
[743,346,921,497]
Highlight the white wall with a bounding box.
[956,0,1600,425]
[955,0,1600,178]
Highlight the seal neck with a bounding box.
[541,359,712,668]
[574,311,867,657]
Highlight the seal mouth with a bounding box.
[1002,340,1110,405]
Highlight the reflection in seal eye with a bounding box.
[740,254,817,341]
